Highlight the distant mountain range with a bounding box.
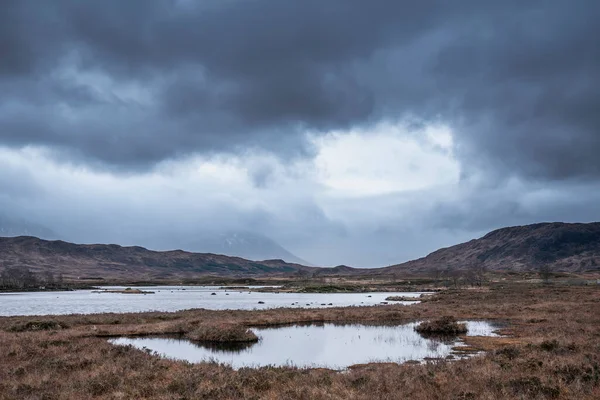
[0,236,315,280]
[0,222,598,281]
[0,215,310,266]
[378,222,600,275]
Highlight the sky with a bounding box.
[1,0,600,267]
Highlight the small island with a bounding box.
[92,288,155,294]
[385,295,421,302]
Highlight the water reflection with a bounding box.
[110,321,499,369]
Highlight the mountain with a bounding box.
[379,222,600,275]
[0,236,314,281]
[1,222,598,282]
[0,215,60,240]
[185,231,312,265]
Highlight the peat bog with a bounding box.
[1,284,599,399]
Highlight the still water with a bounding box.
[110,321,499,369]
[0,286,424,316]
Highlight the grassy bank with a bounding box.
[0,285,599,399]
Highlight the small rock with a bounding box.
[211,293,216,295]
[258,301,265,304]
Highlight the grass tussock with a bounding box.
[415,316,467,335]
[185,322,259,343]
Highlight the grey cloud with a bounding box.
[3,0,564,172]
[432,1,600,180]
[0,164,40,200]
[1,0,600,267]
[2,1,599,179]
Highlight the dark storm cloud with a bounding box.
[0,0,599,180]
[433,1,600,180]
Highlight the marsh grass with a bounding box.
[8,319,69,332]
[415,316,468,335]
[0,285,599,399]
[385,295,421,302]
[185,322,259,343]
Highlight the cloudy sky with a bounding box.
[1,0,599,267]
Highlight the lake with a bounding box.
[110,321,500,369]
[0,286,425,316]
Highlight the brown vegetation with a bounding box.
[93,288,155,294]
[185,322,259,343]
[0,284,599,399]
[7,319,69,332]
[415,316,468,335]
[385,295,421,301]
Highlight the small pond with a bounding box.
[110,321,500,370]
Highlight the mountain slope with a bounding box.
[185,231,311,265]
[2,222,598,282]
[380,222,600,274]
[0,236,314,280]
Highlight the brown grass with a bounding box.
[0,284,599,399]
[7,319,70,332]
[415,316,468,335]
[385,295,421,301]
[185,322,259,343]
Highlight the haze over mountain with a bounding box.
[140,230,312,264]
[183,231,312,265]
[0,214,309,266]
[1,2,600,266]
[0,215,60,240]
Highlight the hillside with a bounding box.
[1,222,599,282]
[0,236,314,281]
[379,222,600,275]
